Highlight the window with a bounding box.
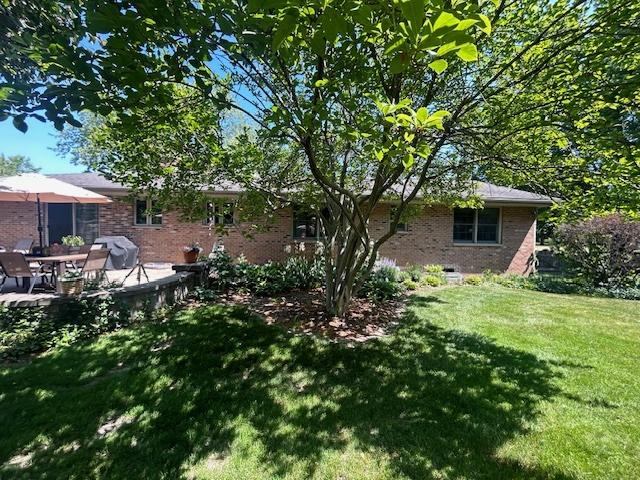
[47,203,100,245]
[203,201,235,226]
[453,207,500,244]
[293,209,319,239]
[390,207,408,232]
[135,198,162,226]
[75,204,100,244]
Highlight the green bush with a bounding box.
[555,214,640,288]
[359,271,404,301]
[424,264,444,274]
[0,297,133,360]
[358,258,404,301]
[403,264,424,282]
[282,255,324,290]
[492,274,533,289]
[403,279,419,290]
[422,274,446,287]
[205,246,236,291]
[464,274,484,286]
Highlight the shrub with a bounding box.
[403,279,419,290]
[491,273,533,289]
[282,255,324,290]
[359,270,404,301]
[0,297,134,360]
[424,264,444,274]
[422,274,446,287]
[403,264,424,282]
[464,274,484,286]
[555,214,640,288]
[206,246,236,291]
[358,258,404,301]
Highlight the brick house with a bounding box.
[0,172,553,274]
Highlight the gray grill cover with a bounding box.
[93,236,139,270]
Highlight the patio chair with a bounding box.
[0,252,50,294]
[81,248,111,283]
[13,238,33,254]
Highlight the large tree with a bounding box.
[2,0,637,314]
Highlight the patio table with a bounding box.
[25,253,88,293]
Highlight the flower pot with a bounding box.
[68,246,81,254]
[183,250,199,264]
[60,278,84,296]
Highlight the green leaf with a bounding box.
[67,116,83,128]
[142,18,156,26]
[456,43,478,62]
[389,54,408,74]
[416,144,431,158]
[432,11,459,31]
[12,116,27,133]
[428,59,447,74]
[384,38,406,56]
[321,7,347,43]
[402,153,415,169]
[375,149,384,161]
[436,42,459,56]
[416,107,429,123]
[314,78,329,88]
[272,14,296,50]
[455,19,479,31]
[477,13,492,35]
[400,0,425,29]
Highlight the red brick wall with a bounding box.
[373,204,536,274]
[0,202,41,250]
[98,198,295,264]
[1,197,536,274]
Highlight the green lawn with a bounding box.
[1,286,639,479]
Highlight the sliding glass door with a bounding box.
[47,203,99,245]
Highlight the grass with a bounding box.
[1,286,639,479]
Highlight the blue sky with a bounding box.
[0,118,83,174]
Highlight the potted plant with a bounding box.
[182,243,202,263]
[61,235,85,254]
[60,270,84,296]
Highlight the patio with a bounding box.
[0,265,176,306]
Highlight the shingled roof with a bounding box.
[48,172,554,206]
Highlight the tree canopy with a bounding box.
[2,0,639,313]
[0,153,40,176]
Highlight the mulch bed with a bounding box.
[217,289,406,343]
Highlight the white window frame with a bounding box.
[134,198,163,226]
[203,201,235,226]
[453,207,502,245]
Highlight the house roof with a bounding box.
[47,172,554,206]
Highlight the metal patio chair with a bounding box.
[0,252,50,294]
[13,238,34,254]
[81,248,111,283]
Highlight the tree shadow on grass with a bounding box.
[0,303,571,479]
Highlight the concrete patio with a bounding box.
[0,265,177,306]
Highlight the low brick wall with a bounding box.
[3,271,197,310]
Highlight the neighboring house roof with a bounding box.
[47,172,553,206]
[49,172,125,191]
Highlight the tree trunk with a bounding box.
[322,222,374,317]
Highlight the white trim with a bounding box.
[133,198,163,226]
[453,207,502,245]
